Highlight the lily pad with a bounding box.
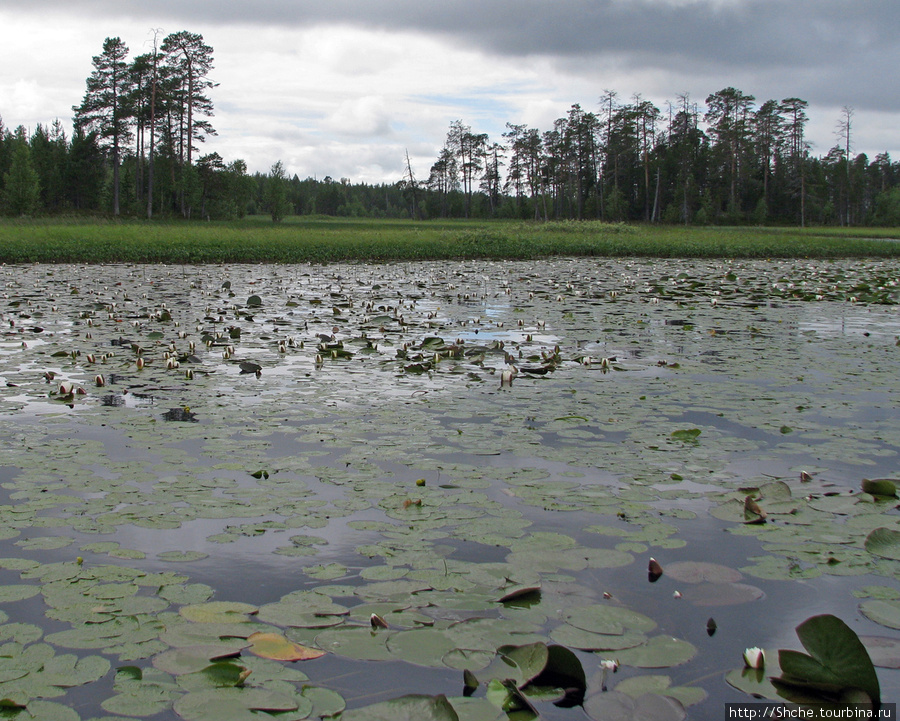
[172,687,307,721]
[864,527,900,561]
[563,605,657,636]
[679,582,765,607]
[860,636,900,668]
[614,636,697,668]
[614,674,707,706]
[775,614,880,704]
[247,631,325,661]
[179,602,259,624]
[584,690,686,721]
[339,694,460,721]
[0,585,41,603]
[663,562,742,584]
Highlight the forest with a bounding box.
[2,32,900,226]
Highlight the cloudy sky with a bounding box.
[1,1,898,184]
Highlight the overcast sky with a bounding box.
[1,1,898,184]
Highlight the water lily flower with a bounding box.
[599,659,618,672]
[673,590,683,599]
[743,647,765,669]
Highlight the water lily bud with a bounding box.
[599,659,618,672]
[673,590,682,599]
[743,647,765,670]
[370,613,389,629]
[648,557,663,582]
[95,375,105,387]
[136,357,145,370]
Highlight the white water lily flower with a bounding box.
[599,659,618,672]
[743,647,765,669]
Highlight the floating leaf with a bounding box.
[614,636,697,668]
[158,551,208,563]
[563,605,657,636]
[861,478,898,498]
[247,631,325,661]
[775,614,880,704]
[865,527,900,561]
[179,602,258,624]
[614,674,707,707]
[0,585,41,603]
[584,690,686,721]
[680,582,765,607]
[339,694,460,721]
[172,687,306,720]
[664,562,742,584]
[670,429,700,442]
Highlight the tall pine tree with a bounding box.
[73,37,133,216]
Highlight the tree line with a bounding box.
[1,33,899,226]
[421,95,900,226]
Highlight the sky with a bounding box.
[1,1,898,185]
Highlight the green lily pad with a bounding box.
[172,687,307,720]
[158,550,209,562]
[861,478,898,497]
[775,614,880,704]
[314,626,394,661]
[864,527,900,560]
[860,599,900,630]
[614,635,697,668]
[386,628,459,668]
[549,624,647,651]
[179,602,259,624]
[563,605,657,636]
[614,674,707,706]
[0,585,41,603]
[584,690,686,721]
[340,694,460,721]
[302,686,346,718]
[152,645,248,675]
[725,654,783,701]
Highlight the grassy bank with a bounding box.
[1,216,899,263]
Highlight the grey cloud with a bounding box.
[9,0,898,110]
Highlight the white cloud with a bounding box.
[1,2,898,183]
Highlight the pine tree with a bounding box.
[73,37,133,216]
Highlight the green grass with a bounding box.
[1,216,899,263]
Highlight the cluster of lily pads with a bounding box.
[0,258,898,719]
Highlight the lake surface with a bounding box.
[0,258,899,719]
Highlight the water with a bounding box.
[0,258,898,718]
